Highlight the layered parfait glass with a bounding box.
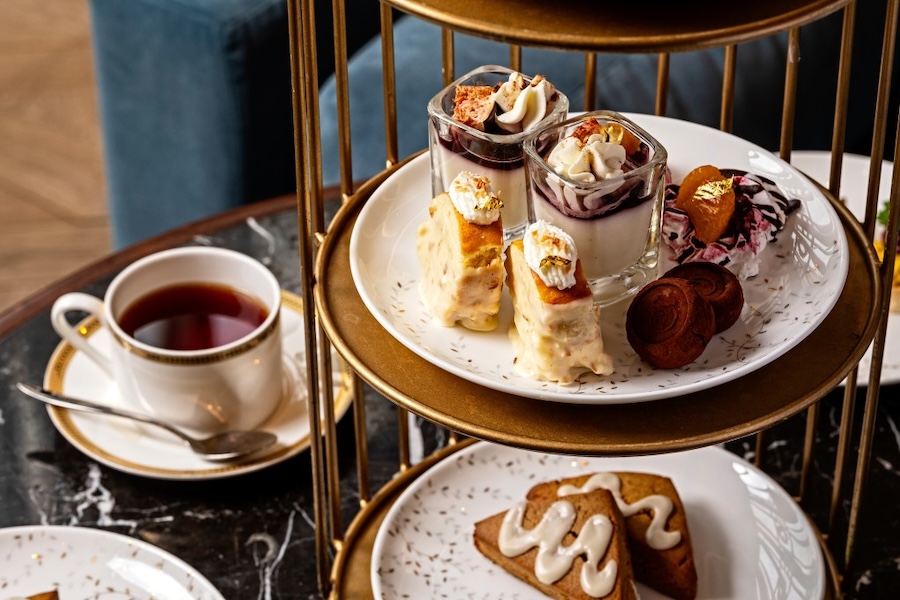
[524,110,667,306]
[427,65,569,241]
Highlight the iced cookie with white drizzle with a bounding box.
[529,472,698,600]
[474,487,638,600]
[505,220,614,383]
[416,171,504,331]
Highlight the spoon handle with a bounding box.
[16,382,192,444]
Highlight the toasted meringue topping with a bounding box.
[448,171,503,225]
[524,220,578,289]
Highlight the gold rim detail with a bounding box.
[110,311,281,365]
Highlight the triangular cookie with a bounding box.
[528,472,697,600]
[473,487,638,599]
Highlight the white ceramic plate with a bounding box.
[372,441,825,600]
[42,291,351,480]
[350,114,849,403]
[791,150,898,385]
[0,525,224,599]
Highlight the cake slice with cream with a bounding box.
[506,221,614,382]
[474,487,638,600]
[416,171,504,331]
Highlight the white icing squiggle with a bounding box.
[499,499,618,597]
[524,220,578,290]
[558,473,682,550]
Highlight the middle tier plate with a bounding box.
[349,114,849,405]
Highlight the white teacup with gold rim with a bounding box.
[50,246,283,434]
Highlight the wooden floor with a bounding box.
[0,0,110,313]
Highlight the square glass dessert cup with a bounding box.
[524,110,668,307]
[427,65,570,241]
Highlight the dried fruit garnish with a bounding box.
[675,165,736,244]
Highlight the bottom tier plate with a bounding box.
[331,439,840,599]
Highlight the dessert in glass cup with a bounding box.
[427,65,569,241]
[524,111,667,306]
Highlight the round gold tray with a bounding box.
[315,160,881,456]
[383,0,849,52]
[329,438,842,598]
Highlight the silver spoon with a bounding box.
[17,382,277,461]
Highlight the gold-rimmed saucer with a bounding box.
[42,291,352,480]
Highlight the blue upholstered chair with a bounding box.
[89,0,887,248]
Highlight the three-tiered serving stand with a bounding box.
[283,0,899,597]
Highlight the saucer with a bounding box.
[42,291,352,480]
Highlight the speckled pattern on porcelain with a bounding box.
[371,441,825,599]
[350,114,849,404]
[0,525,224,599]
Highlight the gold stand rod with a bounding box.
[720,45,736,133]
[655,53,669,116]
[845,0,900,572]
[381,5,399,171]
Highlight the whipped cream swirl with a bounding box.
[548,134,626,184]
[524,220,578,289]
[492,73,557,134]
[448,171,503,225]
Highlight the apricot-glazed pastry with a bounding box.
[663,164,800,279]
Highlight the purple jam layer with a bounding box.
[531,148,656,220]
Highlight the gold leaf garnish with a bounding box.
[477,196,503,210]
[605,123,625,145]
[540,255,571,270]
[693,177,734,201]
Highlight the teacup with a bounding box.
[51,246,283,434]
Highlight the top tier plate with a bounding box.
[383,0,848,52]
[349,114,848,405]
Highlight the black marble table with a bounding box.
[0,195,898,598]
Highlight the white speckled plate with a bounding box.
[372,441,825,600]
[791,151,897,385]
[42,291,351,480]
[0,525,224,599]
[350,114,849,403]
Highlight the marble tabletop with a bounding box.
[0,199,898,599]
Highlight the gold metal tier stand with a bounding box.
[283,0,899,596]
[384,0,849,51]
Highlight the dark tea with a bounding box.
[118,283,269,351]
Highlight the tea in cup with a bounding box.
[51,246,284,434]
